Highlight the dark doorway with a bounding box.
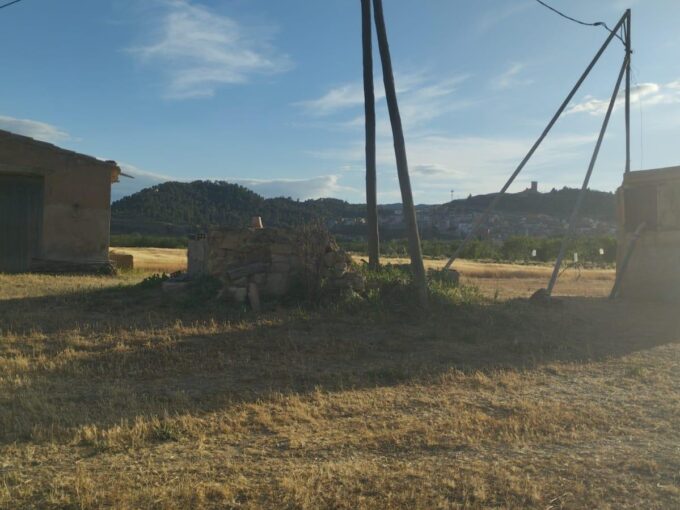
[0,175,44,273]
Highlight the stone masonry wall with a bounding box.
[191,226,363,304]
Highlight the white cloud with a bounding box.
[232,175,356,200]
[0,115,70,143]
[491,63,533,90]
[311,132,599,197]
[130,0,291,99]
[567,81,680,115]
[112,163,173,201]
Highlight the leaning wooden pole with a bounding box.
[372,0,428,306]
[546,53,629,296]
[362,0,379,269]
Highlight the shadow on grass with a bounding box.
[1,276,679,444]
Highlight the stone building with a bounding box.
[616,165,680,299]
[0,129,121,273]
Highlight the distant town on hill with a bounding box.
[111,180,617,240]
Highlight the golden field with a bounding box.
[0,253,678,509]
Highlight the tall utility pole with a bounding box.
[361,0,379,269]
[624,8,632,173]
[372,0,428,306]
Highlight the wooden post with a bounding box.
[372,0,428,306]
[625,9,632,174]
[362,0,380,270]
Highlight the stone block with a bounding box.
[264,272,288,296]
[226,286,248,303]
[270,243,294,255]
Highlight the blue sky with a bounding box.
[1,0,679,203]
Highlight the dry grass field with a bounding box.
[110,247,616,299]
[0,259,678,509]
[110,247,189,273]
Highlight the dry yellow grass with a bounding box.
[110,247,188,272]
[0,266,677,509]
[355,255,616,299]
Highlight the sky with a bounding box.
[1,0,679,203]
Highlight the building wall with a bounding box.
[0,133,115,267]
[41,164,112,263]
[617,167,680,300]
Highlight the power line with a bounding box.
[534,0,625,45]
[0,0,24,10]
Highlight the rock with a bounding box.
[226,286,248,303]
[248,282,261,312]
[264,272,288,296]
[323,251,337,267]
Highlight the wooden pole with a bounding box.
[372,0,428,306]
[546,54,629,296]
[443,11,629,271]
[362,0,379,270]
[625,9,632,173]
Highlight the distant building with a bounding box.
[531,181,538,193]
[0,130,121,272]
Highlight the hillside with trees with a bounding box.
[111,180,616,236]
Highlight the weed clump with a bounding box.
[333,263,483,316]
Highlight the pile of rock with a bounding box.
[188,226,363,306]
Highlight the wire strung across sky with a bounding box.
[0,0,24,10]
[534,0,625,45]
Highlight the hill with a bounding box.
[111,180,616,236]
[444,187,616,221]
[111,181,365,235]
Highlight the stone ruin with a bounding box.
[187,224,364,307]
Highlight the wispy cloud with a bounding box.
[0,115,71,143]
[295,83,382,116]
[491,62,533,90]
[130,0,292,99]
[567,81,680,115]
[297,72,471,135]
[295,71,428,116]
[475,1,532,33]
